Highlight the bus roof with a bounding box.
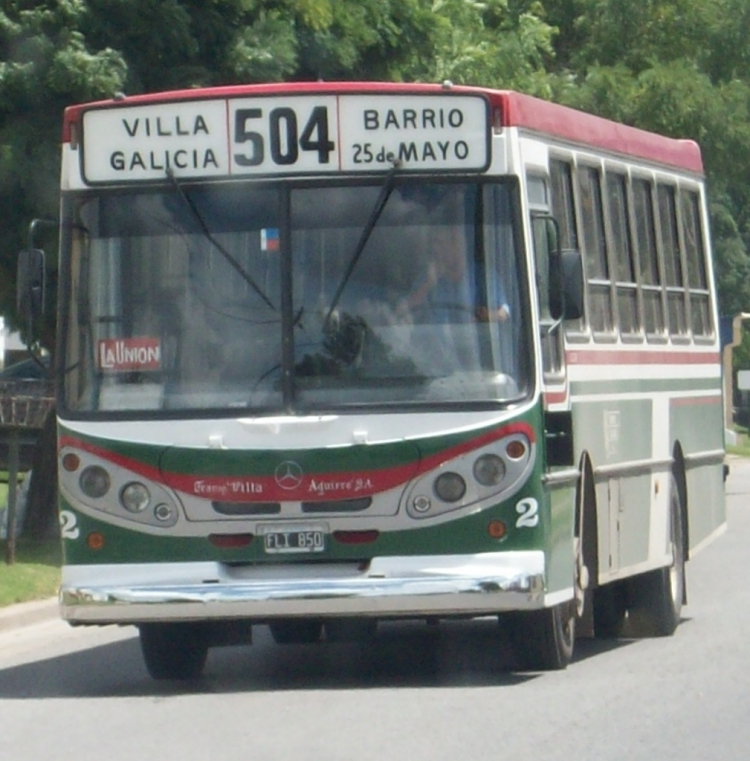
[63,81,704,175]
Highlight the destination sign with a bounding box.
[80,93,490,182]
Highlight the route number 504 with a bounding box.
[233,106,335,167]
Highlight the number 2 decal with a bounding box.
[515,498,539,528]
[59,510,80,540]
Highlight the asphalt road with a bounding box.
[1,458,748,761]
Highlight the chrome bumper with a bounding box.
[60,552,550,625]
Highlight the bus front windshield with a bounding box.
[61,179,531,415]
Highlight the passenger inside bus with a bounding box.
[400,225,510,325]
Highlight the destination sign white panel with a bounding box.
[80,93,490,183]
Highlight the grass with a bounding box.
[0,538,61,607]
[728,425,750,458]
[1,469,61,607]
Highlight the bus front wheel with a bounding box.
[269,619,323,644]
[138,622,209,680]
[505,603,575,671]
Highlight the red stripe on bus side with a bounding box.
[565,349,720,366]
[669,394,723,407]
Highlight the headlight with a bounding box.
[434,472,466,502]
[120,482,151,513]
[473,454,506,486]
[79,466,111,499]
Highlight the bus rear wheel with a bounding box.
[627,473,686,637]
[138,622,209,680]
[505,603,575,671]
[592,582,628,638]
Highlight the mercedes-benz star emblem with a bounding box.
[274,461,304,490]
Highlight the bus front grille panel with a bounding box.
[212,501,282,516]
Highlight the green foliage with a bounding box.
[404,0,556,94]
[2,0,750,337]
[0,1,127,330]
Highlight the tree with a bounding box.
[0,2,128,319]
[543,0,750,317]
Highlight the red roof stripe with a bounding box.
[495,91,703,174]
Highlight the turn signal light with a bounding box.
[506,440,526,460]
[87,532,105,550]
[62,453,80,472]
[487,520,507,539]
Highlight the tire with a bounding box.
[574,462,595,624]
[139,623,209,680]
[324,618,377,643]
[269,619,323,644]
[627,473,686,637]
[593,582,628,639]
[505,603,575,671]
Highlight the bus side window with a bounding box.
[578,165,613,335]
[657,183,687,339]
[606,171,640,336]
[531,213,563,376]
[681,189,712,337]
[632,177,665,338]
[550,159,584,334]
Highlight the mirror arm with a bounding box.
[542,316,564,337]
[28,218,57,251]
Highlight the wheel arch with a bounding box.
[671,442,690,564]
[576,451,599,586]
[574,450,599,638]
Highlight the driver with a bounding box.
[401,225,509,324]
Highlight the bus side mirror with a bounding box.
[560,249,584,320]
[546,213,583,321]
[17,248,46,329]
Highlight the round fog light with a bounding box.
[412,495,432,513]
[120,482,150,513]
[154,503,175,522]
[473,454,506,486]
[434,472,466,503]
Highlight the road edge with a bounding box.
[0,597,59,632]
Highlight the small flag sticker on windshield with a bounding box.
[261,228,280,251]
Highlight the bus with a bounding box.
[19,81,726,679]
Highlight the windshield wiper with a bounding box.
[323,157,401,325]
[165,168,276,311]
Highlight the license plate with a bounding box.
[261,525,327,554]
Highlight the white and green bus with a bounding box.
[20,82,725,679]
